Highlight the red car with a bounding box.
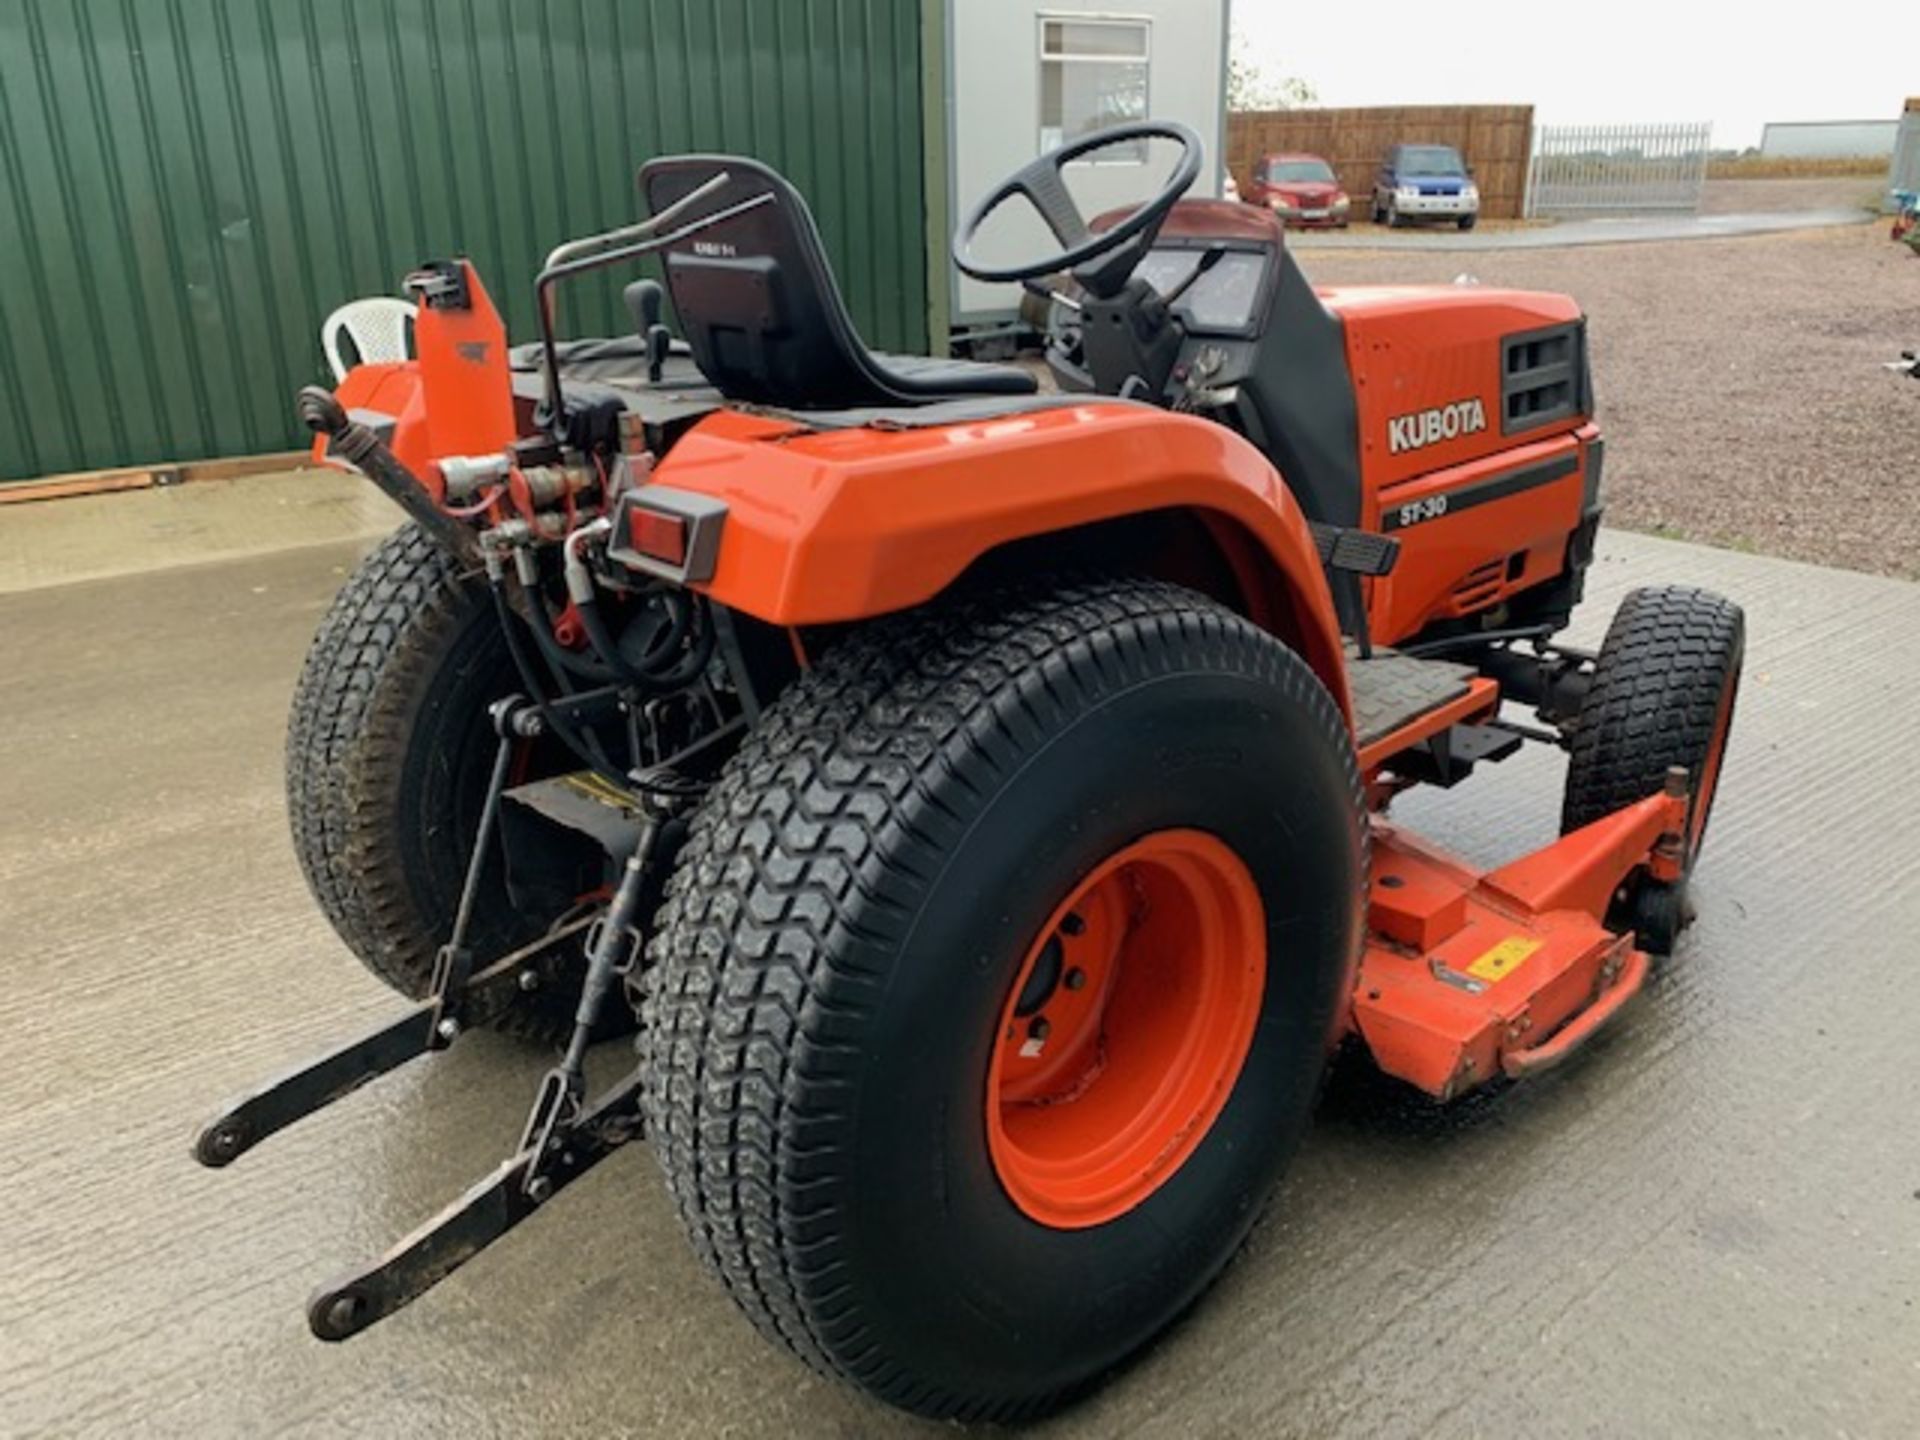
[1243,151,1351,228]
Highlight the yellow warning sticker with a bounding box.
[1466,936,1542,984]
[560,772,639,810]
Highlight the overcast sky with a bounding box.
[1232,0,1913,150]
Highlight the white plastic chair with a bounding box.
[321,297,417,380]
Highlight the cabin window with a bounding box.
[1038,17,1150,161]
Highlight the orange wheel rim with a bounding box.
[1689,672,1740,856]
[985,829,1265,1229]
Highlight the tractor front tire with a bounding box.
[1562,585,1744,949]
[640,579,1366,1422]
[285,523,574,1041]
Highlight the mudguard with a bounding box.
[648,402,1349,712]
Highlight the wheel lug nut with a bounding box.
[1060,913,1086,937]
[1028,1017,1051,1041]
[1064,967,1086,991]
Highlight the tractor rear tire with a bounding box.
[640,578,1366,1422]
[1562,584,1744,916]
[285,523,575,1042]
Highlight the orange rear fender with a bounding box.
[655,403,1349,715]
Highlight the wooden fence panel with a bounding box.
[1227,105,1535,219]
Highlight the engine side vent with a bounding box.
[1451,558,1505,609]
[1501,321,1587,435]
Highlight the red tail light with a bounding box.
[607,485,728,584]
[630,507,689,567]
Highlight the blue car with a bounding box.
[1372,143,1480,230]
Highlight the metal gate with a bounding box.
[1524,122,1711,217]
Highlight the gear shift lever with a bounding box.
[623,279,672,383]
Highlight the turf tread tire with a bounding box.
[639,577,1364,1423]
[286,523,565,1042]
[1562,583,1744,851]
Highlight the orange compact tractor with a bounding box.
[198,123,1742,1421]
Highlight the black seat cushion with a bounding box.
[640,154,1036,410]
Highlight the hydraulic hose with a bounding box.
[1400,624,1557,659]
[563,520,706,692]
[512,547,617,686]
[296,386,477,565]
[508,521,712,702]
[486,573,626,786]
[575,587,713,693]
[527,599,617,685]
[634,601,717,689]
[572,591,648,688]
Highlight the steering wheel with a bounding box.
[953,121,1202,298]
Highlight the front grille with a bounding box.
[1501,321,1587,434]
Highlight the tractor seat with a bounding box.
[640,154,1037,410]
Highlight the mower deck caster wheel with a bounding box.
[1624,878,1692,957]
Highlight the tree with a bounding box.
[1227,32,1316,112]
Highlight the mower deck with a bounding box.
[1331,646,1687,1099]
[1354,786,1684,1098]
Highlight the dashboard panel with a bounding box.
[1134,246,1274,337]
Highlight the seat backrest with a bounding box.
[320,297,417,381]
[638,154,908,408]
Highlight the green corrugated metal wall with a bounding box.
[0,0,931,481]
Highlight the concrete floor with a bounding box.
[0,467,395,595]
[2,489,1917,1438]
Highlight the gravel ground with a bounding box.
[1300,221,1920,578]
[1699,175,1886,215]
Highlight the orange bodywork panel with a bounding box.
[1366,433,1588,643]
[411,262,517,469]
[1318,284,1594,645]
[1351,790,1684,1098]
[1320,283,1582,486]
[654,403,1350,713]
[319,361,428,476]
[314,261,515,495]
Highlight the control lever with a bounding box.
[624,279,673,383]
[1157,244,1226,309]
[1021,278,1083,313]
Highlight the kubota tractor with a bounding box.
[197,123,1743,1422]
